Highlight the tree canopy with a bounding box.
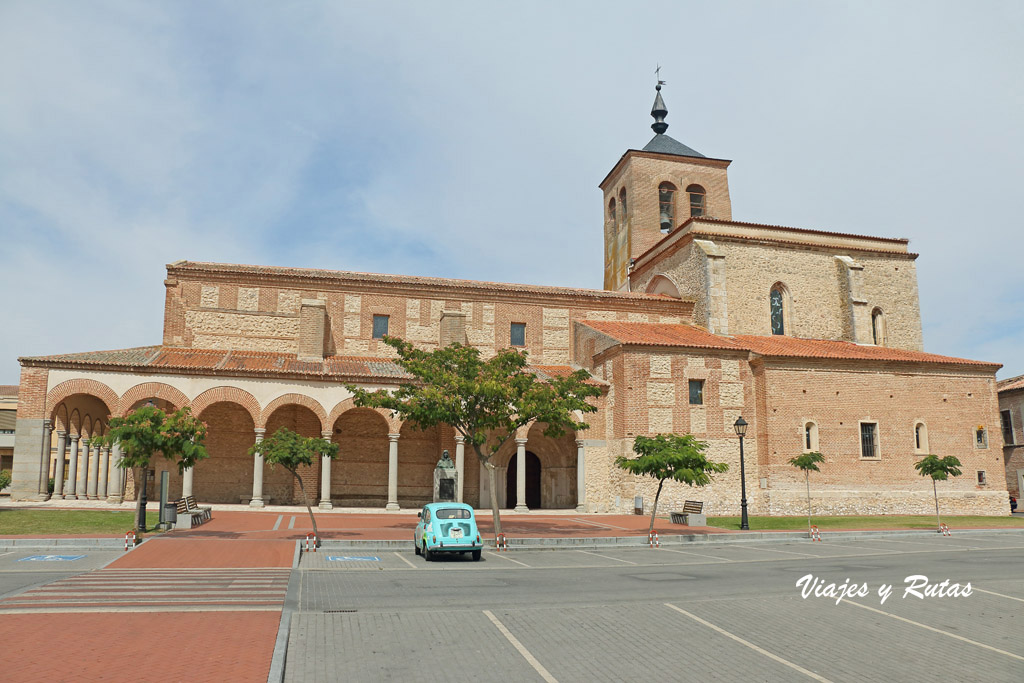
[348,336,600,535]
[615,433,729,534]
[914,454,963,529]
[789,451,825,533]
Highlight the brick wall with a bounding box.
[1000,388,1024,498]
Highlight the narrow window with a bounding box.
[658,182,676,233]
[977,471,987,486]
[618,188,628,228]
[510,322,526,347]
[372,315,389,339]
[914,422,928,452]
[871,308,885,346]
[688,379,704,405]
[1001,409,1014,445]
[608,198,616,233]
[686,184,705,217]
[860,422,879,459]
[770,287,786,335]
[975,426,988,449]
[804,422,818,451]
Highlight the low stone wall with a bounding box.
[763,489,1009,517]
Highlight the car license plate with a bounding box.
[450,528,463,538]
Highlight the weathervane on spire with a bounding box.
[651,66,669,134]
[655,64,666,87]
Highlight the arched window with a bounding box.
[871,308,885,346]
[914,422,928,453]
[618,188,628,228]
[658,182,676,233]
[686,184,705,217]
[770,284,788,335]
[608,198,617,233]
[804,421,819,451]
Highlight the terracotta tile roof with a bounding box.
[578,321,998,368]
[998,374,1024,393]
[733,335,999,367]
[19,346,599,384]
[0,385,18,398]
[578,321,746,351]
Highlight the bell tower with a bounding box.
[600,82,733,291]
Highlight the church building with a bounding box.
[8,86,1008,517]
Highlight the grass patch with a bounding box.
[0,509,160,535]
[705,515,1024,531]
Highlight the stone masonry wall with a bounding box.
[1000,388,1024,498]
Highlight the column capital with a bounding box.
[43,418,52,428]
[388,433,400,442]
[70,433,80,442]
[321,431,333,439]
[102,445,111,454]
[576,439,585,448]
[81,437,90,446]
[56,430,67,437]
[254,428,266,436]
[515,438,529,446]
[454,435,466,444]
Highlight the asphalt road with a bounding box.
[285,533,1024,682]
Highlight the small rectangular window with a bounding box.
[688,380,704,405]
[510,322,526,347]
[372,315,389,339]
[975,427,988,449]
[860,422,879,459]
[977,471,987,486]
[1001,410,1014,446]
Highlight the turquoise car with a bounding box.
[415,502,483,561]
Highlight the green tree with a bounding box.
[788,451,825,534]
[615,434,729,535]
[248,427,338,544]
[348,336,599,536]
[914,454,963,530]
[0,469,11,491]
[94,405,209,533]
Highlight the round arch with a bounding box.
[191,386,261,425]
[326,398,396,434]
[260,394,326,431]
[646,274,682,298]
[119,382,190,416]
[47,379,118,418]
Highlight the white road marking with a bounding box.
[484,610,558,683]
[828,542,900,554]
[973,587,1024,604]
[739,545,819,558]
[394,552,418,569]
[272,515,283,531]
[575,550,638,565]
[658,547,734,562]
[287,516,296,530]
[665,603,833,681]
[842,600,1024,662]
[568,518,631,531]
[486,552,531,567]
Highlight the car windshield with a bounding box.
[435,508,471,519]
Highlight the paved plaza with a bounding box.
[0,519,1022,682]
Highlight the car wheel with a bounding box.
[423,543,432,561]
[472,549,481,561]
[414,540,420,556]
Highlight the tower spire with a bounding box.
[650,77,668,135]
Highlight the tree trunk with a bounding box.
[293,470,320,546]
[648,479,665,535]
[486,461,502,537]
[805,471,812,535]
[933,478,941,530]
[134,467,145,534]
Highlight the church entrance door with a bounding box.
[506,451,541,509]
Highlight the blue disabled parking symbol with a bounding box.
[19,555,86,562]
[327,556,380,562]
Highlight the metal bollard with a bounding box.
[495,533,508,551]
[648,531,660,548]
[305,532,318,552]
[125,530,136,551]
[939,523,951,536]
[809,525,822,542]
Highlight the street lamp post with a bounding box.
[733,416,749,531]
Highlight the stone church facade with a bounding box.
[8,87,1009,516]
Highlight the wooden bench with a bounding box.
[174,496,212,529]
[670,500,706,527]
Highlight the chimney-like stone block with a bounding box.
[440,311,468,347]
[299,299,327,360]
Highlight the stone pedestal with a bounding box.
[433,450,458,503]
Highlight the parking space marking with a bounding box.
[394,553,418,569]
[287,516,296,530]
[568,518,631,531]
[658,547,734,562]
[272,515,283,531]
[575,550,638,565]
[828,542,901,554]
[483,610,558,683]
[664,603,833,682]
[486,552,531,567]
[737,545,819,558]
[973,587,1024,604]
[842,600,1024,662]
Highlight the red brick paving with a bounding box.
[109,538,295,568]
[1,612,280,682]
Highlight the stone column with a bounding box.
[576,439,586,512]
[107,443,124,504]
[250,428,266,508]
[65,434,80,499]
[386,433,400,510]
[514,437,529,512]
[77,438,90,498]
[98,446,110,499]
[181,466,194,498]
[37,420,53,498]
[454,436,466,503]
[87,442,101,499]
[52,431,67,501]
[319,430,333,510]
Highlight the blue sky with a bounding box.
[2,1,1022,384]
